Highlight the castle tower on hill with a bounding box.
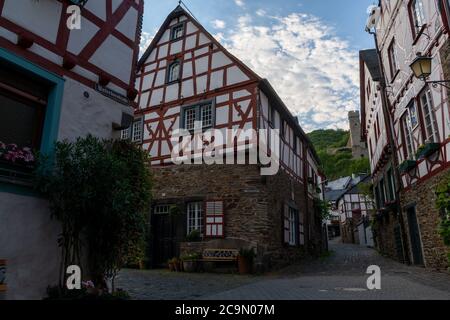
[348,111,368,159]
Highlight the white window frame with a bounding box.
[187,202,203,235]
[288,208,297,246]
[167,61,181,83]
[403,112,415,159]
[170,23,184,41]
[420,88,439,143]
[411,0,426,32]
[154,205,170,215]
[131,118,144,143]
[181,100,215,131]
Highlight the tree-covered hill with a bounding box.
[308,129,370,181]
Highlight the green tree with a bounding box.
[36,135,152,291]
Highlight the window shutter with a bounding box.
[205,201,224,237]
[283,204,290,244]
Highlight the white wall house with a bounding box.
[0,0,144,299]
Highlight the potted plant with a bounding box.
[186,229,202,242]
[181,253,201,273]
[416,142,440,159]
[238,248,255,275]
[398,159,417,173]
[173,257,181,272]
[167,258,176,272]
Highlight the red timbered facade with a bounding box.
[136,6,325,269]
[362,0,450,269]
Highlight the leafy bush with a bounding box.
[239,248,256,262]
[436,172,450,248]
[186,229,202,242]
[36,135,152,291]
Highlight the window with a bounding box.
[351,203,361,210]
[131,118,143,143]
[379,179,386,206]
[0,50,64,184]
[388,39,398,80]
[167,61,181,83]
[420,88,439,143]
[154,205,170,215]
[121,127,130,140]
[205,201,224,238]
[410,0,426,36]
[387,169,395,201]
[402,111,415,159]
[182,101,215,131]
[288,208,297,245]
[408,101,419,129]
[170,23,184,40]
[284,204,298,246]
[187,202,203,235]
[121,118,143,143]
[0,62,49,152]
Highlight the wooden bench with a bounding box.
[202,249,239,262]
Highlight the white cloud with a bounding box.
[221,13,359,131]
[256,9,266,17]
[234,0,245,7]
[139,31,154,57]
[211,19,226,29]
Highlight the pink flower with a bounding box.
[82,280,95,289]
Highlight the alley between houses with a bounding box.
[116,239,450,300]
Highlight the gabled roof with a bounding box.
[138,5,261,83]
[138,5,322,167]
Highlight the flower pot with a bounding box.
[0,159,34,181]
[416,143,440,159]
[168,262,175,272]
[238,256,252,275]
[398,160,417,173]
[182,260,197,273]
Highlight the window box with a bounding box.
[0,160,34,185]
[415,143,440,160]
[398,159,417,173]
[0,143,35,184]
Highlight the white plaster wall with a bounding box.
[58,78,134,141]
[89,35,134,84]
[0,77,133,299]
[0,193,60,300]
[2,0,61,44]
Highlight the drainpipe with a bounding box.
[369,30,411,265]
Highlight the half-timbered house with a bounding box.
[135,6,326,270]
[0,0,144,298]
[362,0,450,269]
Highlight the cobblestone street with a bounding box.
[116,239,450,300]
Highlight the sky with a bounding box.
[141,0,376,132]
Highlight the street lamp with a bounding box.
[410,53,450,89]
[410,55,432,81]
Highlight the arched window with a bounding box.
[167,61,180,83]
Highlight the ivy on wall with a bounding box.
[436,172,450,263]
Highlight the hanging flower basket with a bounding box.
[415,143,440,160]
[398,160,417,174]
